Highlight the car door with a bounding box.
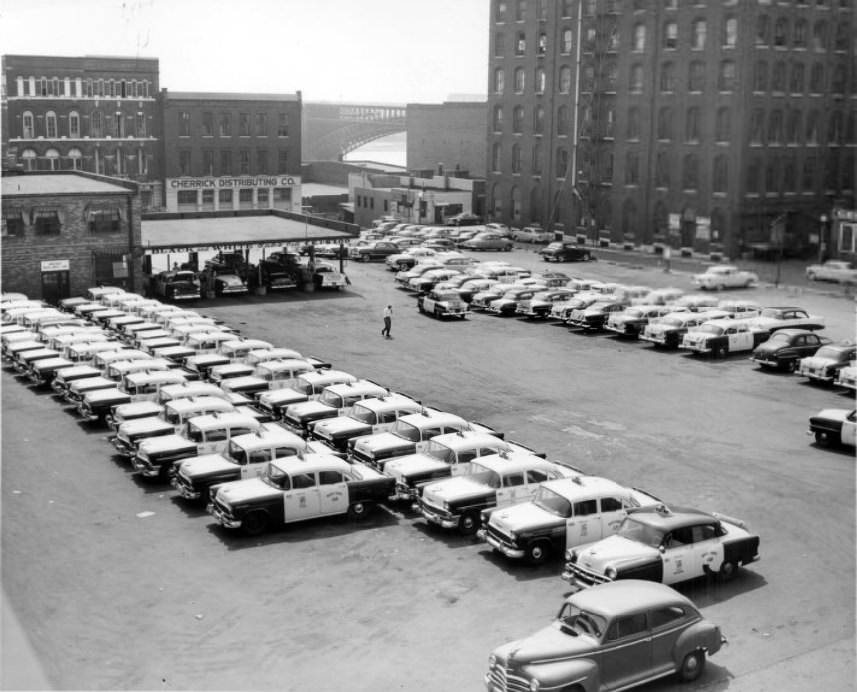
[692,523,726,578]
[648,606,690,677]
[565,497,602,546]
[494,470,526,506]
[241,447,273,479]
[726,325,751,351]
[842,411,857,446]
[198,426,227,455]
[599,612,653,691]
[415,426,444,453]
[318,470,348,515]
[600,496,632,535]
[660,527,698,584]
[283,470,320,522]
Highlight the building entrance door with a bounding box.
[41,270,70,304]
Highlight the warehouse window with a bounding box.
[240,150,250,174]
[179,150,191,176]
[219,113,231,137]
[46,111,57,138]
[219,189,233,206]
[22,111,34,139]
[239,113,250,136]
[69,111,80,138]
[179,111,190,137]
[89,205,121,233]
[91,110,103,138]
[34,209,62,235]
[68,148,83,170]
[278,113,289,137]
[255,113,268,136]
[220,150,232,175]
[202,112,214,136]
[278,150,289,173]
[2,208,25,237]
[257,149,268,174]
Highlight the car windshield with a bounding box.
[759,308,782,318]
[350,404,376,424]
[658,316,685,328]
[696,324,724,335]
[557,603,606,638]
[225,441,245,465]
[187,424,204,443]
[814,346,843,360]
[422,440,454,463]
[318,390,344,407]
[163,409,182,425]
[463,462,501,488]
[290,378,314,395]
[391,420,422,442]
[769,332,792,344]
[617,516,665,547]
[533,486,572,517]
[625,308,645,318]
[262,463,287,488]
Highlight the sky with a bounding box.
[1,0,490,104]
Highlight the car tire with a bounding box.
[713,345,727,358]
[786,359,798,373]
[457,510,480,536]
[676,650,706,683]
[807,272,816,281]
[503,245,512,252]
[543,256,550,262]
[434,308,443,319]
[360,254,370,262]
[348,501,373,520]
[815,430,834,448]
[525,540,552,567]
[417,302,425,313]
[717,559,739,582]
[242,511,269,537]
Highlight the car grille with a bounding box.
[564,561,611,587]
[484,524,516,549]
[485,667,530,692]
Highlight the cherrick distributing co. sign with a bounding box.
[169,176,298,189]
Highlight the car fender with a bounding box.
[522,657,598,692]
[673,620,725,662]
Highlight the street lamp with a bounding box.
[818,213,829,264]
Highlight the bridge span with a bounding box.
[303,102,407,162]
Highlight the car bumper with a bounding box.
[478,530,525,559]
[171,475,202,500]
[207,502,242,529]
[131,456,163,478]
[390,482,417,502]
[681,342,713,353]
[76,405,100,422]
[415,502,458,529]
[109,436,136,457]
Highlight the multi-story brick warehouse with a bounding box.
[486,0,855,257]
[1,54,162,211]
[160,90,302,213]
[1,171,143,301]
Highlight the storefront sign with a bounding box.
[40,259,69,272]
[168,176,298,190]
[696,216,711,241]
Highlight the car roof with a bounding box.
[271,453,351,476]
[541,475,629,499]
[626,504,716,531]
[568,580,693,617]
[354,393,417,410]
[187,412,260,429]
[166,395,233,412]
[397,408,462,427]
[325,379,386,396]
[473,450,550,472]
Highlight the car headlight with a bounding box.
[442,500,449,510]
[529,679,540,692]
[488,655,497,671]
[565,549,578,562]
[605,567,617,580]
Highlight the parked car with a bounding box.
[605,305,680,338]
[212,272,249,297]
[479,476,662,566]
[511,225,553,243]
[348,240,402,262]
[279,379,389,437]
[516,288,578,319]
[639,310,730,349]
[805,259,857,284]
[808,408,856,448]
[680,318,769,357]
[742,306,825,334]
[485,287,542,316]
[311,262,348,290]
[152,270,200,301]
[796,341,857,384]
[483,580,727,692]
[716,299,763,319]
[750,329,832,371]
[539,241,594,262]
[416,289,470,319]
[834,361,857,390]
[310,393,423,451]
[207,453,395,535]
[459,232,514,252]
[566,299,628,331]
[385,248,437,272]
[446,212,482,226]
[692,265,759,290]
[416,451,580,535]
[562,503,761,589]
[409,268,463,294]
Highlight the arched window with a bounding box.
[491,183,503,218]
[834,23,849,51]
[494,32,505,57]
[713,155,728,193]
[664,21,678,48]
[138,147,148,175]
[812,21,828,50]
[22,111,34,139]
[794,19,808,48]
[756,15,770,46]
[754,61,768,92]
[656,150,671,188]
[774,18,789,47]
[625,150,640,185]
[716,108,731,142]
[557,106,571,136]
[535,67,546,93]
[530,187,542,223]
[515,31,526,56]
[45,148,60,171]
[514,67,525,93]
[790,64,805,93]
[559,66,572,93]
[722,17,738,47]
[532,143,543,176]
[787,110,802,144]
[633,23,646,51]
[686,107,701,143]
[555,146,569,178]
[765,159,779,194]
[493,68,505,94]
[533,105,545,135]
[68,147,83,170]
[512,143,522,174]
[561,28,573,54]
[689,61,705,91]
[492,142,502,172]
[660,62,676,92]
[682,154,699,190]
[68,110,80,138]
[719,60,737,91]
[510,186,522,223]
[657,107,673,140]
[810,63,825,92]
[493,105,504,132]
[21,148,38,171]
[692,18,706,49]
[513,105,524,133]
[806,111,820,144]
[652,199,668,239]
[91,110,103,138]
[768,110,784,144]
[771,62,786,92]
[537,32,547,54]
[45,111,58,138]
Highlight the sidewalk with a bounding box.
[1,590,52,690]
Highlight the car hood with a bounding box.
[423,476,490,504]
[499,624,596,665]
[137,434,194,454]
[384,453,444,479]
[815,408,852,423]
[179,453,234,477]
[285,400,334,418]
[352,431,408,453]
[258,389,307,408]
[313,416,368,436]
[119,417,173,437]
[489,502,563,534]
[215,477,279,504]
[753,340,789,355]
[800,356,837,368]
[574,535,657,571]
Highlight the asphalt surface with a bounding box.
[2,245,855,691]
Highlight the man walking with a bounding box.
[382,305,392,338]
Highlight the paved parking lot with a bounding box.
[2,248,854,691]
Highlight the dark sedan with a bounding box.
[751,329,832,371]
[539,242,594,262]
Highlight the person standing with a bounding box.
[382,305,392,338]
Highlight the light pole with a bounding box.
[818,213,829,264]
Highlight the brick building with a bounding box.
[2,54,162,211]
[161,91,302,214]
[406,101,488,178]
[1,171,143,301]
[486,0,855,257]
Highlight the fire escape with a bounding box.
[574,2,618,246]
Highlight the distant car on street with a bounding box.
[539,241,594,262]
[446,212,482,226]
[805,259,857,284]
[459,232,514,252]
[511,225,553,243]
